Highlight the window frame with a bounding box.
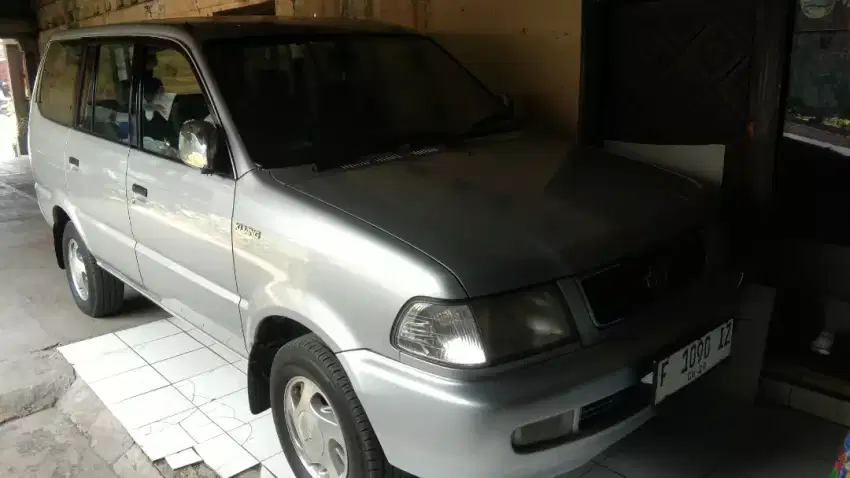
[35,40,85,128]
[74,43,96,133]
[72,39,138,148]
[131,38,234,178]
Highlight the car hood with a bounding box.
[270,135,716,297]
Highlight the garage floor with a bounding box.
[579,397,842,478]
[57,318,286,477]
[0,117,165,362]
[59,316,845,478]
[1,117,845,478]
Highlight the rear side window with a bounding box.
[78,43,134,143]
[38,42,82,126]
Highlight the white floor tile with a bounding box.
[179,409,225,443]
[116,320,182,346]
[165,448,202,470]
[199,388,267,432]
[195,433,258,478]
[229,414,282,462]
[187,328,216,346]
[153,348,227,383]
[130,412,196,461]
[234,359,249,374]
[89,366,169,404]
[133,332,204,364]
[175,364,246,406]
[260,466,275,478]
[262,453,295,478]
[168,316,196,331]
[74,348,146,382]
[111,386,195,430]
[210,342,244,363]
[219,462,261,478]
[59,334,127,364]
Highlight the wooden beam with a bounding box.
[744,0,794,225]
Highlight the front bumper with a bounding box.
[340,349,654,478]
[339,272,739,478]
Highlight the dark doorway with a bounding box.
[581,0,792,240]
[597,0,755,147]
[763,0,850,403]
[214,1,275,16]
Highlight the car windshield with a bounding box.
[204,34,512,169]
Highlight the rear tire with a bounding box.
[62,222,124,317]
[270,334,411,478]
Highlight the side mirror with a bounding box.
[178,120,217,171]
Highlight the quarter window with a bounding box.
[38,42,82,126]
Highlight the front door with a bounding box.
[126,41,244,354]
[65,42,142,285]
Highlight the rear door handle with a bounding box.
[131,184,148,197]
[68,157,79,167]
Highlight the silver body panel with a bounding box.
[29,20,737,478]
[273,138,711,296]
[340,349,654,478]
[232,170,465,357]
[64,129,142,284]
[126,149,244,354]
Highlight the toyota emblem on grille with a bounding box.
[643,263,669,290]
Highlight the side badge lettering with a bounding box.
[235,223,261,240]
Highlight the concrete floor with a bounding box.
[0,111,171,478]
[0,113,165,362]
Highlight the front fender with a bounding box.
[232,170,467,360]
[242,283,361,355]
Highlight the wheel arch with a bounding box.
[247,315,314,414]
[52,206,71,269]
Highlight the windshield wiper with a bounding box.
[311,113,517,172]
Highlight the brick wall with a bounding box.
[35,0,582,134]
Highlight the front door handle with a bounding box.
[131,184,148,197]
[68,157,79,167]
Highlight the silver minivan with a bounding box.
[29,17,740,478]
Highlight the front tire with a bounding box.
[62,222,124,317]
[270,334,407,478]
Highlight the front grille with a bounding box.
[579,231,706,327]
[578,385,651,433]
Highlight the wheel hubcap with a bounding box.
[283,376,348,478]
[68,239,89,301]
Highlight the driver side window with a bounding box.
[139,44,212,160]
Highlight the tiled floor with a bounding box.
[58,318,292,478]
[60,318,846,478]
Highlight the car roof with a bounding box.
[47,16,418,43]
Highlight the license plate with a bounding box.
[654,318,734,404]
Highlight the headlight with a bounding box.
[393,285,576,367]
